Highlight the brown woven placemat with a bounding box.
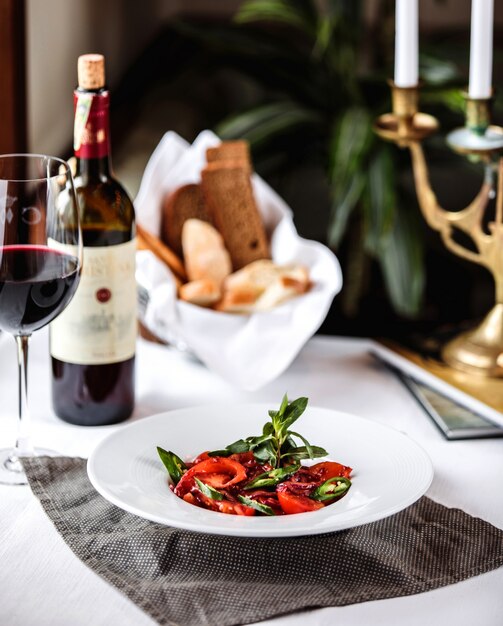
[23,457,503,626]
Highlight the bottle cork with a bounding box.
[78,54,105,90]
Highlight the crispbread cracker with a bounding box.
[201,165,270,270]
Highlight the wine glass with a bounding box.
[0,154,82,485]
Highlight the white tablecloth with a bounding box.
[1,329,502,626]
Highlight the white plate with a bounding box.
[87,404,433,537]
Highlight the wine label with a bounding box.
[50,240,137,365]
[73,91,110,159]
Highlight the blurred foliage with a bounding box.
[174,0,481,318]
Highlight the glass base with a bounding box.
[0,447,59,486]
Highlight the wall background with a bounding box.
[26,0,258,155]
[25,0,503,156]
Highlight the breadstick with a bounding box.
[136,224,187,282]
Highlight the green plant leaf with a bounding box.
[329,107,374,181]
[235,0,317,36]
[328,172,365,248]
[363,146,396,254]
[313,15,334,57]
[216,101,322,149]
[173,21,327,108]
[377,206,425,317]
[339,219,368,317]
[328,107,374,247]
[421,87,466,114]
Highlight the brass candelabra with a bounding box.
[374,81,503,378]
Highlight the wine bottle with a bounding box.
[50,54,136,426]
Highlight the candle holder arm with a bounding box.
[408,141,492,268]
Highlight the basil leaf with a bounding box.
[246,433,274,448]
[262,422,274,436]
[208,439,251,457]
[238,495,276,516]
[278,397,308,433]
[281,445,328,460]
[279,435,297,456]
[244,463,300,490]
[157,447,187,485]
[289,430,314,460]
[277,393,289,418]
[253,440,278,466]
[311,476,351,502]
[269,393,289,432]
[194,477,224,500]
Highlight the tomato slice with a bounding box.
[199,473,231,489]
[175,457,247,496]
[276,484,324,514]
[191,451,211,464]
[309,461,352,481]
[229,451,256,464]
[183,493,197,506]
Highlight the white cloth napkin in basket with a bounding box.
[135,130,342,390]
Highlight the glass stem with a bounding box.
[14,335,34,457]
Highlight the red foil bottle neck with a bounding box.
[73,90,110,160]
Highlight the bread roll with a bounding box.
[254,275,309,311]
[224,260,309,295]
[181,218,232,287]
[214,286,259,314]
[218,261,310,314]
[161,184,211,258]
[179,279,221,307]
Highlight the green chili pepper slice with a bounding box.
[238,495,276,516]
[244,463,300,490]
[194,477,224,501]
[310,476,351,502]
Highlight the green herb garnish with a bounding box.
[280,446,328,461]
[157,447,187,485]
[194,477,224,500]
[208,439,251,457]
[244,464,300,490]
[310,476,351,502]
[238,495,276,516]
[209,394,328,468]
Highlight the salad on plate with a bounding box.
[157,395,352,516]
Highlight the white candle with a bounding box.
[468,0,494,99]
[394,0,419,87]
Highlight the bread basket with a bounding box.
[135,130,342,390]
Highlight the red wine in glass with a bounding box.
[0,245,80,335]
[0,154,82,486]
